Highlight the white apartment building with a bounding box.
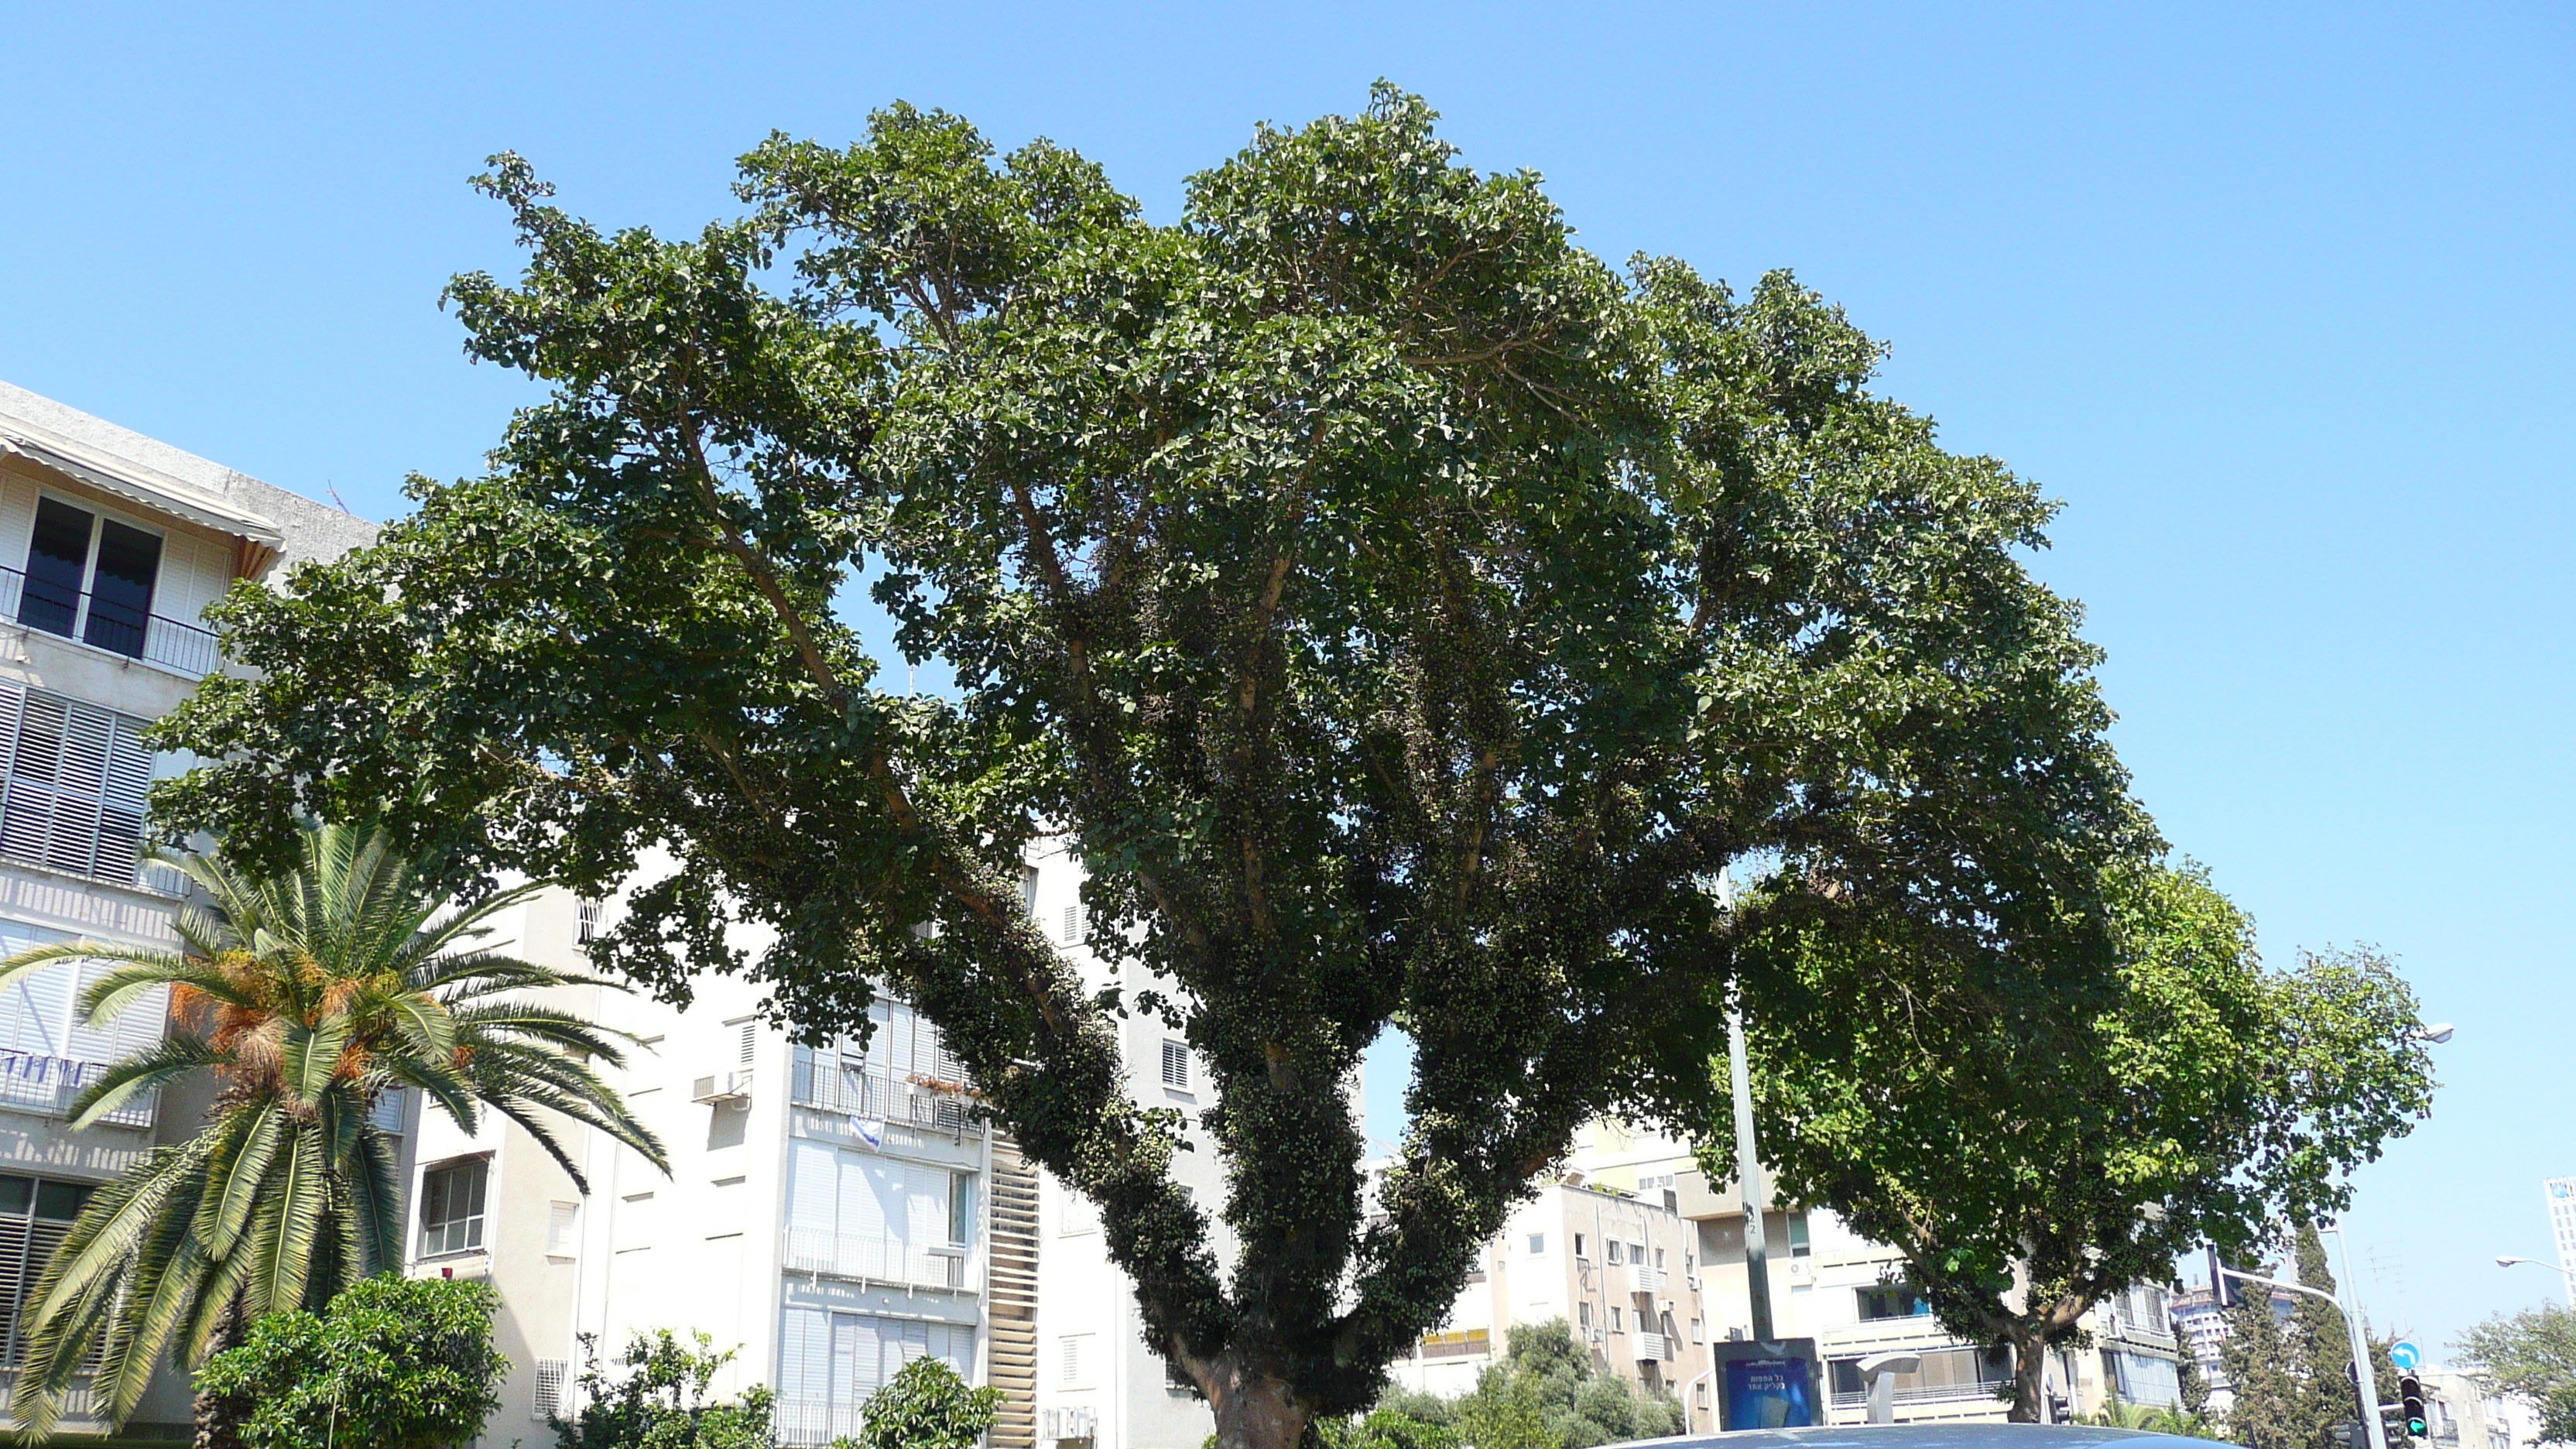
[0,380,374,1437]
[1554,1121,2184,1425]
[2544,1177,2576,1307]
[399,885,1036,1449]
[435,834,1228,1449]
[1378,1173,1716,1416]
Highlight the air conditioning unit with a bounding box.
[691,1069,752,1105]
[1043,1406,1097,1442]
[1584,1326,1606,1345]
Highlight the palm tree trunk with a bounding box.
[193,1296,252,1449]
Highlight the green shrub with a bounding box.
[555,1330,776,1449]
[192,1275,506,1449]
[848,1356,1002,1449]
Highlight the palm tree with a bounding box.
[0,821,669,1438]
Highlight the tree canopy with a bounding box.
[2458,1303,2576,1445]
[1718,860,2435,1419]
[155,86,2143,1449]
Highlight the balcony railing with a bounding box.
[0,1053,155,1129]
[1829,1381,2009,1410]
[0,566,221,679]
[790,1050,981,1137]
[780,1227,976,1292]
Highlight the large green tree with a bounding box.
[0,823,665,1439]
[1718,862,2436,1420]
[152,89,2141,1449]
[2458,1303,2576,1444]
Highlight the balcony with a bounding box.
[0,565,220,679]
[0,1055,154,1129]
[1636,1331,1671,1362]
[781,1228,977,1293]
[790,1050,981,1137]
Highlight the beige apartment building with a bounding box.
[0,380,373,1437]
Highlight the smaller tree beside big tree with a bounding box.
[1712,861,2437,1420]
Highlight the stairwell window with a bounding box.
[533,1359,567,1420]
[1528,1233,1545,1255]
[1160,1040,1190,1091]
[576,898,601,951]
[1060,1332,1094,1389]
[419,1158,488,1257]
[1789,1211,1811,1257]
[1061,903,1083,945]
[949,1171,975,1248]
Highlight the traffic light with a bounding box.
[2398,1374,2429,1440]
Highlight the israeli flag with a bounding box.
[848,1115,885,1147]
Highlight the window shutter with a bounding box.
[1062,903,1081,944]
[533,1359,567,1420]
[1161,1040,1189,1090]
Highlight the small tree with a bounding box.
[853,1357,1002,1449]
[556,1330,776,1449]
[2457,1304,2576,1445]
[1725,862,2438,1419]
[191,1276,506,1449]
[1453,1321,1682,1449]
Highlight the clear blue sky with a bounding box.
[5,1,2567,1356]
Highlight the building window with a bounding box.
[950,1171,975,1247]
[0,682,156,889]
[1655,1247,1667,1269]
[1573,1232,1587,1259]
[1609,1306,1624,1333]
[1062,903,1083,945]
[1528,1233,1546,1255]
[1060,1332,1094,1388]
[0,920,165,1125]
[777,1307,972,1444]
[1690,1317,1704,1343]
[0,1175,93,1365]
[17,498,163,659]
[533,1358,567,1420]
[547,1201,580,1257]
[1161,1040,1190,1091]
[1022,865,1040,916]
[1630,1241,1646,1266]
[419,1159,488,1257]
[786,1142,964,1285]
[576,898,601,948]
[1607,1240,1623,1265]
[1578,1302,1594,1330]
[1789,1211,1812,1258]
[1855,1284,1927,1321]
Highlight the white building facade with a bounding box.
[0,379,374,1437]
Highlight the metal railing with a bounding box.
[1829,1380,2009,1410]
[790,1050,981,1136]
[0,566,221,678]
[780,1227,975,1292]
[0,1055,153,1128]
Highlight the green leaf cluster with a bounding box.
[151,85,2144,1447]
[2456,1303,2576,1445]
[1441,1321,1684,1449]
[555,1330,778,1449]
[0,822,666,1437]
[848,1355,1003,1449]
[190,1275,507,1449]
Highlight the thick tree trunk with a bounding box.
[2007,1324,2047,1423]
[1205,1361,1310,1449]
[192,1297,251,1449]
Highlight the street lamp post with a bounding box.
[2497,1257,2574,1309]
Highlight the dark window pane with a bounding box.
[0,1178,30,1215]
[19,500,92,639]
[82,522,159,658]
[33,1182,86,1221]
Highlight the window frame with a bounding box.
[18,491,171,662]
[418,1156,491,1258]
